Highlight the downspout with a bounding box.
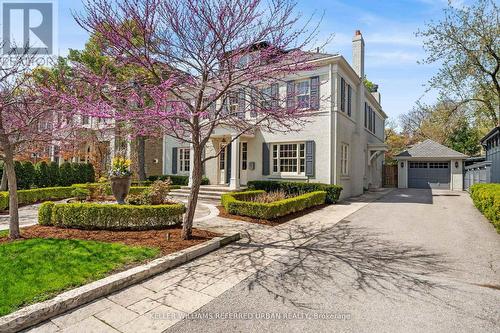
[330,64,338,185]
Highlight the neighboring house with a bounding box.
[162,31,388,199]
[480,126,500,183]
[395,139,467,190]
[464,126,500,189]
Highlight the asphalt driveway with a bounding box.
[166,189,500,333]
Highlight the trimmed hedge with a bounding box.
[221,190,326,220]
[1,161,95,189]
[39,202,186,230]
[0,185,154,210]
[470,184,500,232]
[148,175,210,186]
[0,187,75,210]
[71,183,179,195]
[247,180,343,204]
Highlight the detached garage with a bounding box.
[395,139,467,190]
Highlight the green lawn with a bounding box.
[0,238,159,316]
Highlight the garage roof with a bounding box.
[396,139,468,159]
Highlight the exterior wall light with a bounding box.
[455,161,459,168]
[401,162,404,168]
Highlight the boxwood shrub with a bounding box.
[0,185,156,211]
[39,202,186,230]
[221,190,326,220]
[0,187,75,210]
[247,180,342,204]
[469,184,500,232]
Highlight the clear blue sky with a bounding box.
[56,0,462,124]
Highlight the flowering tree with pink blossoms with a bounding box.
[0,51,75,239]
[58,0,327,239]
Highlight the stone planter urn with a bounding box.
[110,176,132,204]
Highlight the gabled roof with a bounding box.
[396,139,468,159]
[480,126,500,145]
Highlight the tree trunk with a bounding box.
[182,145,202,240]
[137,136,147,181]
[0,138,20,239]
[0,167,7,191]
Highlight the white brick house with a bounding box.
[162,31,387,199]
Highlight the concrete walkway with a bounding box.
[26,190,393,332]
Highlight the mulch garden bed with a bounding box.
[217,204,329,226]
[0,225,220,255]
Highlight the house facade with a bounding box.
[162,31,387,199]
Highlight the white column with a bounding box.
[188,143,195,187]
[229,136,240,190]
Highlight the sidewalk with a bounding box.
[26,189,393,333]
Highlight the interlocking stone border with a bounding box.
[0,233,240,333]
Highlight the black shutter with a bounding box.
[226,143,232,184]
[172,147,178,174]
[238,89,245,119]
[222,95,228,116]
[262,143,270,175]
[347,85,352,116]
[271,83,279,109]
[250,86,257,117]
[286,81,295,109]
[310,76,320,110]
[340,77,345,112]
[364,102,368,128]
[305,140,315,177]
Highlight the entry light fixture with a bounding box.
[455,161,459,168]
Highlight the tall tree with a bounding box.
[0,51,68,239]
[417,0,500,126]
[56,0,324,239]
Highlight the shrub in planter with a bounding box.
[43,202,186,230]
[247,180,343,204]
[470,184,500,232]
[222,190,326,220]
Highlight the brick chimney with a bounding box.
[352,30,365,79]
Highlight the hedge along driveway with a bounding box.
[469,183,500,232]
[222,190,327,220]
[0,238,159,316]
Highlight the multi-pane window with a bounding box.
[272,143,306,175]
[341,143,349,176]
[179,148,190,172]
[365,103,377,134]
[229,92,239,113]
[409,162,428,168]
[219,146,226,170]
[260,86,272,109]
[429,162,449,168]
[296,80,310,109]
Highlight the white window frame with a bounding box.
[295,80,310,109]
[178,147,190,173]
[271,142,306,176]
[341,143,349,176]
[229,91,239,113]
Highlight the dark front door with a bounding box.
[408,161,450,189]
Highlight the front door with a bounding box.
[239,142,248,186]
[218,143,226,185]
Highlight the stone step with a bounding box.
[179,186,233,193]
[169,191,222,202]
